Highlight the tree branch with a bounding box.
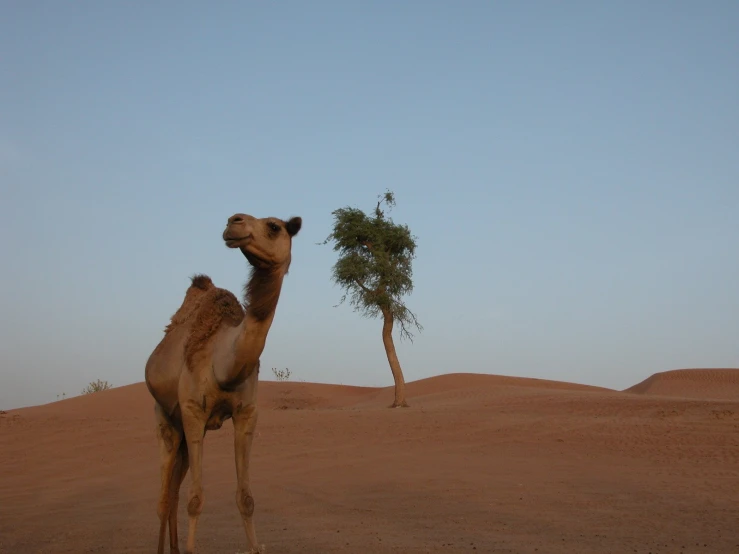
[353,278,372,294]
[375,200,383,219]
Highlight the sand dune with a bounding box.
[624,367,739,401]
[1,372,738,553]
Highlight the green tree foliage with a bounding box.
[322,190,422,407]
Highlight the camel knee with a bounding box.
[157,421,180,453]
[187,492,203,517]
[157,498,170,520]
[236,490,255,517]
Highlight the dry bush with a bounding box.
[81,379,113,394]
[271,367,292,382]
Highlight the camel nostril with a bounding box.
[229,215,245,225]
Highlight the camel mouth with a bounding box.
[224,235,250,248]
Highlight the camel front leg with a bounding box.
[154,404,183,554]
[233,403,263,553]
[182,410,206,554]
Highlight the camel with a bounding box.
[144,212,302,554]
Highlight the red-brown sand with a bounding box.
[1,370,738,553]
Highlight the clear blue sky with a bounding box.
[1,1,737,410]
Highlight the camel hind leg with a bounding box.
[167,442,189,553]
[154,403,184,554]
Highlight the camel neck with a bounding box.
[244,266,286,321]
[217,266,286,390]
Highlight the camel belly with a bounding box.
[145,325,189,417]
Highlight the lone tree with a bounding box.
[323,190,422,407]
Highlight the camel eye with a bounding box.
[268,222,281,233]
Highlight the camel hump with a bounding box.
[164,274,217,335]
[184,287,245,370]
[190,274,214,291]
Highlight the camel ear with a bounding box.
[286,216,302,237]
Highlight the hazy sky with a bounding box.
[1,1,737,410]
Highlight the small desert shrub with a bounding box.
[271,367,292,382]
[82,379,113,394]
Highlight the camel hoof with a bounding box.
[238,545,265,554]
[236,544,267,554]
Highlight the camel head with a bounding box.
[223,213,302,270]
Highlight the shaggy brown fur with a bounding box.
[164,275,215,334]
[162,275,246,370]
[166,268,286,372]
[181,280,245,371]
[190,274,214,291]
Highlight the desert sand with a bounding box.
[1,369,738,553]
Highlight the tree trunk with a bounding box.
[381,308,409,407]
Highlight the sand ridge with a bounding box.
[624,367,739,401]
[6,372,613,417]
